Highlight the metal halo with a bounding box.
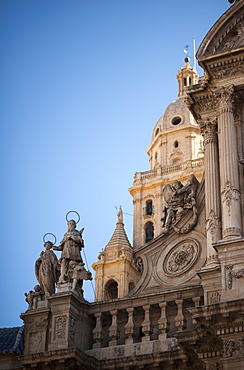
[66,210,80,224]
[43,233,57,245]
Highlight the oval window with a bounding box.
[172,116,182,126]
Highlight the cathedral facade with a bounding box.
[1,1,244,369]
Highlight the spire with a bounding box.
[106,206,131,249]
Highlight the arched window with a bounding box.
[105,280,118,300]
[145,221,154,243]
[145,199,153,215]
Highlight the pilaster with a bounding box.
[199,118,221,265]
[215,85,242,239]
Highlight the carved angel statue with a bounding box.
[53,220,84,284]
[35,241,60,298]
[161,174,199,235]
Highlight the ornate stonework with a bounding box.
[54,316,66,339]
[163,239,199,276]
[221,181,240,211]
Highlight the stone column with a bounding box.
[125,307,134,344]
[93,312,103,349]
[141,305,151,342]
[215,85,242,239]
[158,302,169,340]
[199,118,221,265]
[109,310,119,346]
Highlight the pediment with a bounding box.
[130,177,206,297]
[197,2,244,59]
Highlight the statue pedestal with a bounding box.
[56,282,72,293]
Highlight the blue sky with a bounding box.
[0,0,229,327]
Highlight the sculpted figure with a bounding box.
[53,220,84,284]
[161,174,198,235]
[24,285,43,309]
[68,260,92,294]
[35,241,60,297]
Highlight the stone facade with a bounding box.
[1,1,244,369]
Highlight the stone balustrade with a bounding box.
[87,287,203,351]
[134,158,204,183]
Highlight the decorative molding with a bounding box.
[209,57,244,79]
[223,227,242,238]
[193,94,217,113]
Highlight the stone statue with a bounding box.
[53,220,84,284]
[24,285,43,309]
[35,241,60,297]
[161,174,198,235]
[117,206,123,222]
[67,260,92,295]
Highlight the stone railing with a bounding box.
[134,158,204,183]
[87,286,203,355]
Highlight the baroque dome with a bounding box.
[151,97,197,143]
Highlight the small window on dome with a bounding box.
[174,140,179,148]
[155,128,159,136]
[172,116,181,126]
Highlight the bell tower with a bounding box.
[176,56,199,98]
[129,58,204,249]
[92,207,140,301]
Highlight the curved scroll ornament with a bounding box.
[227,265,244,290]
[163,240,199,276]
[161,174,199,235]
[135,257,143,273]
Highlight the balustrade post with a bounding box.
[192,296,201,307]
[93,312,103,349]
[175,299,186,331]
[109,310,119,346]
[124,307,134,344]
[158,302,169,340]
[141,305,151,342]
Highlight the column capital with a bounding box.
[214,85,234,111]
[198,118,218,144]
